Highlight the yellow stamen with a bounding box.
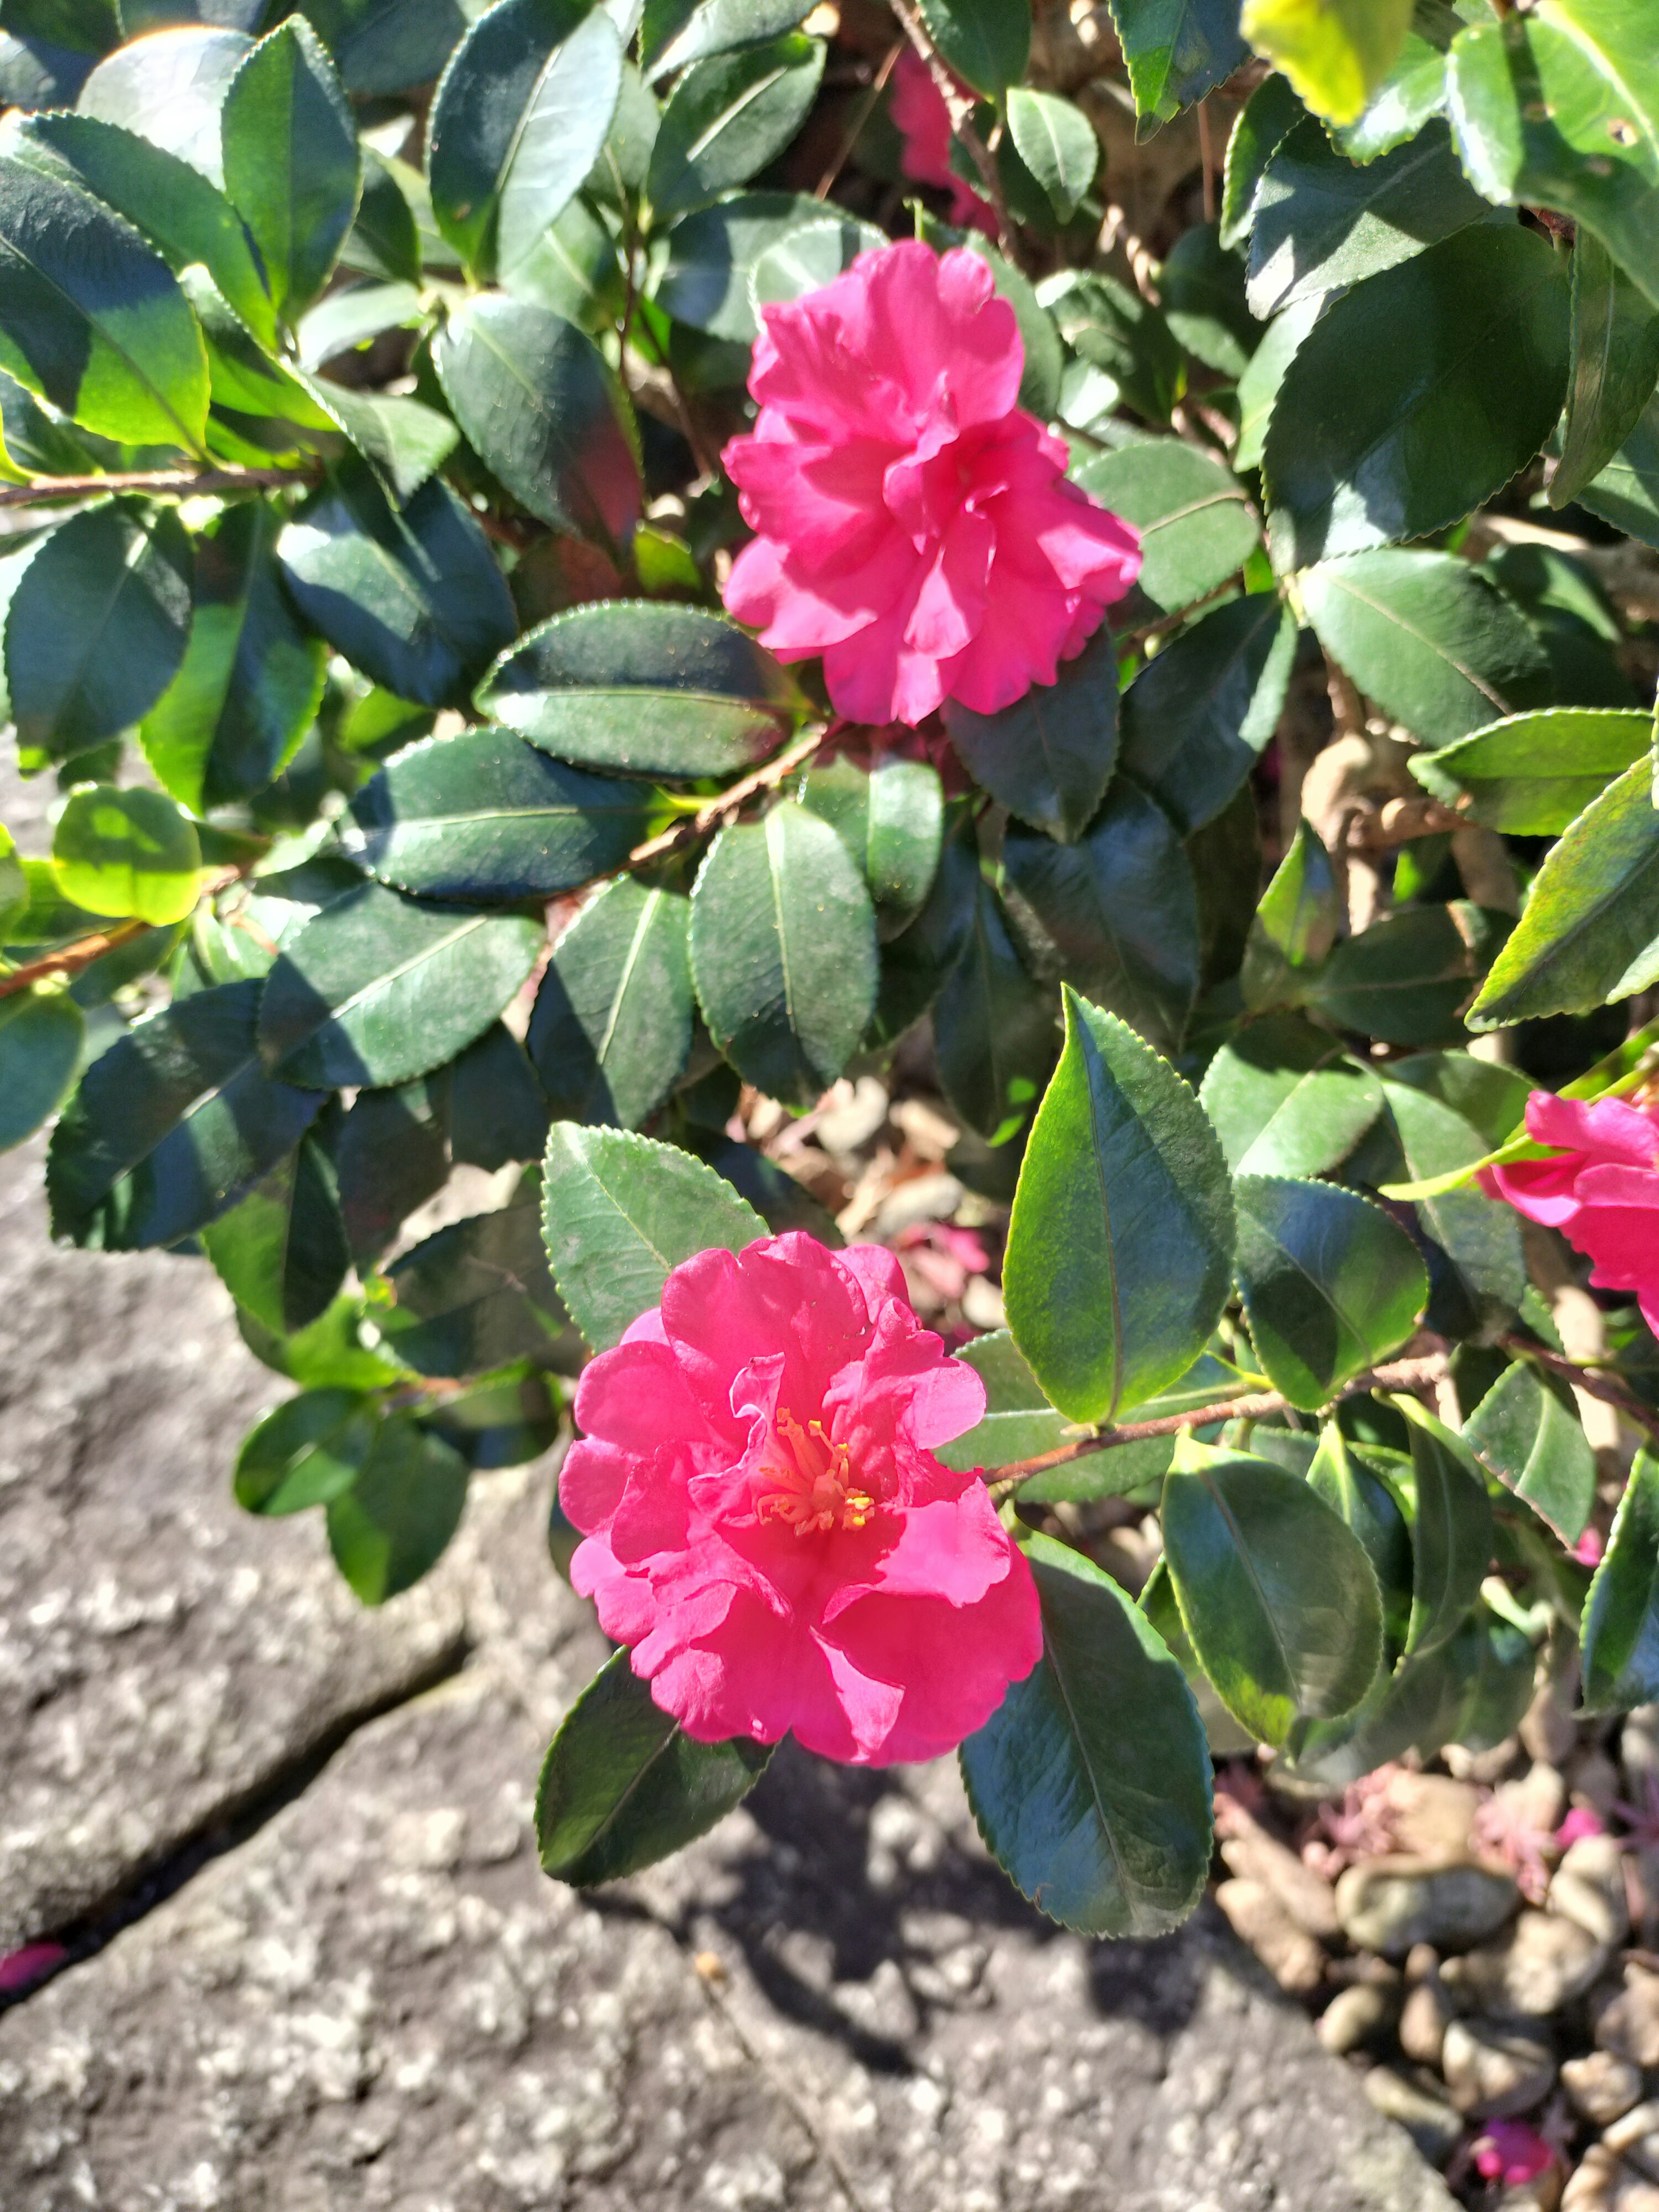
[755,1408,876,1537]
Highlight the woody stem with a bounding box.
[885,0,1020,262]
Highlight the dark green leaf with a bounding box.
[336,1077,449,1268]
[1162,1437,1384,1742]
[201,1136,349,1335]
[382,1170,581,1376]
[656,189,825,342]
[1072,439,1259,614]
[931,871,1056,1144]
[870,813,979,1047]
[1042,269,1182,424]
[1005,86,1096,221]
[960,1530,1212,1936]
[1410,706,1652,834]
[420,1362,560,1471]
[52,783,200,926]
[1384,1046,1532,1150]
[1220,68,1302,247]
[530,876,693,1127]
[1108,0,1246,125]
[1331,1,1460,162]
[747,209,886,313]
[541,1119,765,1351]
[1581,1452,1659,1713]
[1395,1395,1494,1658]
[1234,1173,1427,1410]
[1003,986,1234,1424]
[1383,1076,1526,1338]
[1310,900,1501,1047]
[344,727,655,900]
[801,753,944,941]
[235,1386,376,1515]
[693,1134,840,1243]
[1299,550,1551,744]
[1468,760,1659,1027]
[1286,1600,1528,1784]
[1119,593,1295,837]
[917,0,1027,96]
[220,19,359,322]
[479,600,794,779]
[1160,220,1257,378]
[1465,1358,1596,1547]
[0,985,82,1150]
[347,147,422,283]
[238,1290,411,1390]
[943,626,1119,846]
[647,32,823,221]
[141,500,327,814]
[434,292,640,547]
[1308,1422,1413,1646]
[326,1414,469,1602]
[537,1646,772,1885]
[427,0,623,280]
[1577,392,1659,549]
[1233,292,1319,471]
[276,461,517,709]
[46,977,323,1248]
[305,0,473,96]
[934,1328,1071,1475]
[1003,783,1201,1058]
[76,24,247,184]
[447,1019,548,1168]
[689,804,877,1108]
[259,880,545,1089]
[305,380,460,505]
[1200,1012,1384,1175]
[1552,231,1659,509]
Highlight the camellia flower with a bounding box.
[1471,2120,1554,2187]
[721,240,1142,728]
[889,48,996,235]
[1480,1091,1659,1334]
[559,1233,1042,1765]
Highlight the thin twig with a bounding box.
[1197,97,1216,225]
[0,866,244,1001]
[885,0,1019,258]
[0,465,319,510]
[1499,1334,1659,1443]
[592,721,837,887]
[817,41,903,200]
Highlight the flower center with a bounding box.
[755,1410,874,1538]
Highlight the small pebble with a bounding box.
[1398,1976,1451,2070]
[1551,1835,1632,1949]
[1318,1982,1397,2056]
[1605,2101,1659,2185]
[1362,2067,1462,2165]
[1563,2051,1644,2128]
[1596,1965,1659,2069]
[1442,2017,1557,2118]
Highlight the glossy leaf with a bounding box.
[1234,1173,1427,1411]
[1581,1452,1659,1713]
[1160,221,1257,379]
[258,880,545,1089]
[53,784,200,926]
[1411,707,1653,834]
[530,876,693,1128]
[870,814,979,1048]
[647,33,823,221]
[799,752,943,941]
[305,0,473,95]
[1200,1014,1384,1177]
[1241,0,1413,128]
[234,1386,376,1515]
[917,0,1027,96]
[934,1328,1071,1475]
[1119,594,1296,838]
[1465,1358,1596,1548]
[46,977,323,1249]
[336,1077,449,1268]
[1220,69,1302,248]
[382,1172,580,1376]
[1577,391,1659,549]
[1109,0,1246,126]
[479,600,794,779]
[960,1532,1212,1937]
[1332,3,1461,163]
[1072,440,1259,614]
[540,1119,765,1351]
[537,1647,771,1885]
[434,293,640,547]
[943,627,1118,846]
[1003,988,1234,1425]
[200,1137,350,1336]
[344,727,654,900]
[1242,820,1341,1008]
[656,189,824,343]
[748,210,886,313]
[326,1414,470,1603]
[1384,1076,1526,1340]
[1395,1395,1494,1658]
[1553,232,1659,509]
[1310,900,1502,1048]
[220,19,359,322]
[1162,1437,1384,1742]
[76,25,248,184]
[1041,267,1179,422]
[420,1364,560,1472]
[689,805,877,1109]
[141,500,328,814]
[1308,1423,1413,1646]
[1234,293,1319,471]
[1006,87,1096,221]
[1299,550,1551,744]
[641,0,811,79]
[0,986,83,1151]
[1265,226,1570,567]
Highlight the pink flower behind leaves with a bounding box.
[1471,2119,1554,2186]
[889,48,996,235]
[559,1233,1042,1765]
[1481,1092,1659,1335]
[721,241,1141,728]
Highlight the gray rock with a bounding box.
[1336,1856,1519,1957]
[1565,2147,1659,2212]
[1551,1836,1632,1948]
[1215,1873,1327,1993]
[1596,1967,1659,2069]
[1363,2069,1463,2166]
[1606,2102,1659,2185]
[1563,2051,1645,2128]
[1322,1982,1401,2056]
[1440,2017,1556,2118]
[1398,1976,1452,2070]
[1442,1907,1610,2017]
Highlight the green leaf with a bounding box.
[1234,1173,1427,1411]
[801,753,944,942]
[1005,87,1096,221]
[1246,116,1499,320]
[647,32,823,222]
[238,1290,410,1390]
[1002,783,1201,1058]
[934,1328,1071,1475]
[1265,225,1570,568]
[1284,1600,1529,1783]
[305,0,473,96]
[52,784,200,926]
[537,1646,772,1885]
[931,869,1056,1144]
[0,821,25,937]
[1162,1436,1384,1742]
[478,600,794,779]
[336,1077,449,1268]
[1385,1046,1532,1151]
[346,148,423,284]
[276,461,517,709]
[1042,268,1182,423]
[1577,392,1659,550]
[943,627,1119,846]
[344,727,655,900]
[140,501,327,815]
[427,0,623,281]
[1469,760,1659,1026]
[1072,439,1260,615]
[1308,1422,1413,1647]
[916,0,1027,96]
[433,292,640,548]
[1003,987,1234,1425]
[1465,1358,1596,1548]
[0,986,83,1150]
[747,209,886,314]
[1200,1012,1384,1176]
[201,1136,350,1335]
[960,1531,1212,1937]
[420,1362,560,1471]
[1220,69,1302,247]
[1332,2,1462,163]
[447,1019,548,1169]
[1395,1394,1494,1658]
[1447,7,1659,315]
[1119,594,1296,838]
[1234,293,1319,471]
[1410,707,1653,834]
[541,1119,764,1351]
[46,978,323,1249]
[1242,820,1341,1007]
[76,24,248,184]
[689,805,877,1109]
[1108,0,1247,127]
[1383,1076,1526,1339]
[382,1171,580,1376]
[259,880,545,1090]
[655,189,825,343]
[870,811,979,1048]
[1299,550,1552,744]
[1552,231,1659,509]
[530,876,693,1128]
[234,1386,376,1515]
[220,19,359,323]
[1581,1452,1659,1713]
[1309,900,1502,1048]
[326,1414,470,1602]
[303,379,460,507]
[1241,0,1414,128]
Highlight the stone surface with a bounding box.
[1336,1857,1519,1957]
[1551,1837,1632,1948]
[1321,1982,1401,2056]
[1596,1968,1659,2069]
[1218,1804,1341,1938]
[1606,2104,1659,2186]
[1398,1977,1452,2071]
[1441,2018,1556,2118]
[1387,1775,1479,1862]
[1443,1908,1610,2018]
[1363,2071,1463,2166]
[1565,2146,1659,2212]
[1214,1874,1327,1993]
[1564,2052,1645,2128]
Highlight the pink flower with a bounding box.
[1471,2120,1554,2186]
[1572,1524,1606,1567]
[0,1940,67,1995]
[559,1232,1042,1765]
[1557,1805,1606,1847]
[721,241,1141,728]
[889,48,996,236]
[1481,1092,1659,1335]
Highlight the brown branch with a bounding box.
[0,465,319,510]
[0,865,245,1002]
[595,721,836,887]
[817,41,903,200]
[1498,1334,1659,1444]
[886,0,1019,259]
